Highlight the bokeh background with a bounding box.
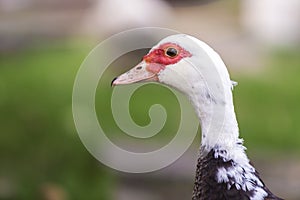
[1,0,300,199]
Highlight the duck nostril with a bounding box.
[136,66,142,70]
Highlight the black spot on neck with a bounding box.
[205,92,217,104]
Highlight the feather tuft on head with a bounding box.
[231,80,238,90]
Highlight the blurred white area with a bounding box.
[166,3,265,72]
[0,0,30,12]
[242,0,300,47]
[82,0,172,36]
[1,0,300,68]
[1,0,300,48]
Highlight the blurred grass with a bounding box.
[234,49,300,153]
[0,40,299,199]
[0,40,113,200]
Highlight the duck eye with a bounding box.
[165,47,178,57]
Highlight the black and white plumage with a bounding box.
[112,34,283,200]
[192,147,281,200]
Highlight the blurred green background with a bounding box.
[1,0,300,199]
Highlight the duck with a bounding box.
[112,34,283,200]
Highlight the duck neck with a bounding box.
[190,81,270,200]
[188,81,240,152]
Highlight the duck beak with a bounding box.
[112,61,158,86]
